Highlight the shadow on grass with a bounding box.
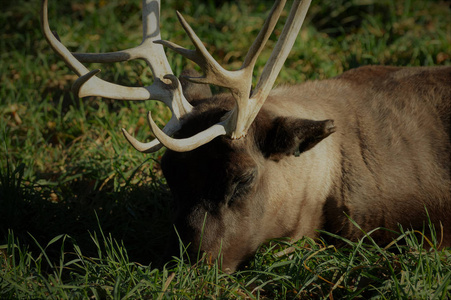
[0,159,174,268]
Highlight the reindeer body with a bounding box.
[321,66,451,244]
[161,66,451,271]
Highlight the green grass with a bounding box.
[1,0,450,298]
[2,222,450,298]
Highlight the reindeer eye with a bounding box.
[228,170,257,206]
[237,171,256,189]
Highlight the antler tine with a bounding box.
[70,1,174,80]
[122,128,164,153]
[242,0,312,132]
[155,12,240,90]
[72,50,139,64]
[242,0,287,72]
[121,116,182,153]
[147,112,228,152]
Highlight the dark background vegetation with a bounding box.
[1,0,450,298]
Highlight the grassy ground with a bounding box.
[1,0,450,298]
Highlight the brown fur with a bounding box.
[161,66,451,272]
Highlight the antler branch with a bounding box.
[243,0,312,134]
[41,0,193,153]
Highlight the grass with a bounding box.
[2,222,450,298]
[1,0,450,298]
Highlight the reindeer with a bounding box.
[41,0,451,272]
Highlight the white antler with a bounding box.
[243,0,311,134]
[41,0,192,153]
[150,0,311,151]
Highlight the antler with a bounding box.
[41,0,192,153]
[42,0,311,153]
[150,0,312,151]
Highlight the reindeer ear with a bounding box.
[260,117,336,161]
[179,69,212,102]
